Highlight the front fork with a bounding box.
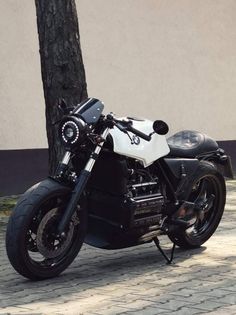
[57,127,110,235]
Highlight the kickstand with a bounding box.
[153,237,176,264]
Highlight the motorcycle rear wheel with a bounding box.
[6,178,86,280]
[168,161,226,249]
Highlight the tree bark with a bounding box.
[35,0,87,174]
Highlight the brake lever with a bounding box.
[126,133,135,144]
[114,122,136,144]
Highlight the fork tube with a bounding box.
[57,128,110,235]
[85,128,110,172]
[55,151,72,178]
[61,151,71,165]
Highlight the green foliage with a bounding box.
[0,196,19,215]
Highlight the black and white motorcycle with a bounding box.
[6,98,233,280]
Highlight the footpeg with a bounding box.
[170,218,190,229]
[171,201,197,229]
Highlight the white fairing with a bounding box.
[109,118,170,167]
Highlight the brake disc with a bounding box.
[36,208,74,259]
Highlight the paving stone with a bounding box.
[208,293,236,305]
[0,307,33,315]
[191,300,229,311]
[198,288,234,299]
[166,293,213,304]
[119,305,169,315]
[164,306,205,315]
[91,305,135,315]
[116,299,156,310]
[155,299,193,311]
[201,304,236,315]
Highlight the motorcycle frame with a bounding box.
[54,120,233,236]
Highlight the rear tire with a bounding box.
[168,161,226,249]
[6,178,86,280]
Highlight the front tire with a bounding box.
[6,178,86,280]
[168,161,226,249]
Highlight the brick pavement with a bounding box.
[0,181,235,315]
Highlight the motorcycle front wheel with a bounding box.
[168,161,226,249]
[6,178,86,280]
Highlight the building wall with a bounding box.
[77,0,236,141]
[0,1,46,150]
[0,0,235,195]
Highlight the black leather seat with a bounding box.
[167,130,218,158]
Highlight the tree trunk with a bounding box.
[35,0,87,174]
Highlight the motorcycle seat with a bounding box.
[167,130,218,158]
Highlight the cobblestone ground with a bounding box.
[0,182,235,315]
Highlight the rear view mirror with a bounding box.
[153,120,169,135]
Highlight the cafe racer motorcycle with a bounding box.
[6,98,233,280]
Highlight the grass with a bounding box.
[0,196,19,216]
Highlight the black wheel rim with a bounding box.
[186,174,220,239]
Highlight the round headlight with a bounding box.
[62,121,79,144]
[65,126,75,139]
[60,117,84,145]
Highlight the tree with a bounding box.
[35,0,87,174]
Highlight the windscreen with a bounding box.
[73,98,104,124]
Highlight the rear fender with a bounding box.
[198,149,234,179]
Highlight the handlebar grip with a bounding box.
[128,125,151,141]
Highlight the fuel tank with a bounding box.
[109,118,170,167]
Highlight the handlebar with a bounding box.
[126,125,151,141]
[108,114,151,142]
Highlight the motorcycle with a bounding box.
[6,98,234,280]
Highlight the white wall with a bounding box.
[77,0,236,140]
[0,0,236,150]
[0,1,46,149]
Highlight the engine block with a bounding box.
[127,193,164,228]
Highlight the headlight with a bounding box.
[59,116,85,146]
[64,126,74,139]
